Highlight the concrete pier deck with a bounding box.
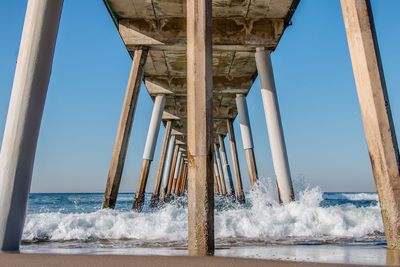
[104,0,299,139]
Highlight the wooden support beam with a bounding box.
[150,120,172,207]
[179,163,188,195]
[177,160,186,195]
[341,0,400,249]
[227,119,245,204]
[214,143,227,195]
[218,135,235,196]
[166,144,180,198]
[214,161,222,194]
[187,0,214,256]
[103,49,148,209]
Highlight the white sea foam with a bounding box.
[22,178,383,243]
[341,193,378,201]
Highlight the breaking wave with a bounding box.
[22,178,384,245]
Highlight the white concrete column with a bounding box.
[235,94,258,185]
[133,94,166,210]
[161,134,176,196]
[0,0,63,251]
[174,151,183,180]
[255,48,294,203]
[235,94,254,150]
[143,95,166,160]
[218,135,234,196]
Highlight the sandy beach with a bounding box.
[0,253,380,267]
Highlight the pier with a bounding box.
[0,0,400,258]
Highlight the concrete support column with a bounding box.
[341,0,400,249]
[255,48,294,203]
[150,120,172,207]
[103,48,148,209]
[0,0,63,251]
[133,95,166,210]
[214,144,227,195]
[218,135,235,196]
[226,119,245,203]
[236,94,258,186]
[187,0,214,256]
[160,135,176,200]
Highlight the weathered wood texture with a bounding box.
[227,119,245,203]
[166,145,180,196]
[218,135,234,196]
[150,120,172,206]
[132,159,151,211]
[103,49,148,209]
[214,143,227,195]
[341,0,400,249]
[245,148,258,186]
[186,0,214,256]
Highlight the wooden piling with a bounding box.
[218,135,235,196]
[166,144,180,198]
[227,120,245,203]
[187,0,214,256]
[150,121,172,207]
[132,159,151,211]
[214,144,227,195]
[341,0,400,249]
[179,163,188,195]
[103,49,148,209]
[175,160,186,195]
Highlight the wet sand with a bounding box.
[0,253,381,267]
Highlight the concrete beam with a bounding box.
[187,0,214,256]
[341,0,400,249]
[120,18,284,48]
[0,0,63,251]
[144,76,254,95]
[103,49,148,209]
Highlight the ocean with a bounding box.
[21,178,388,265]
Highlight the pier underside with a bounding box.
[105,0,299,140]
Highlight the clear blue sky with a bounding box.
[1,1,399,193]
